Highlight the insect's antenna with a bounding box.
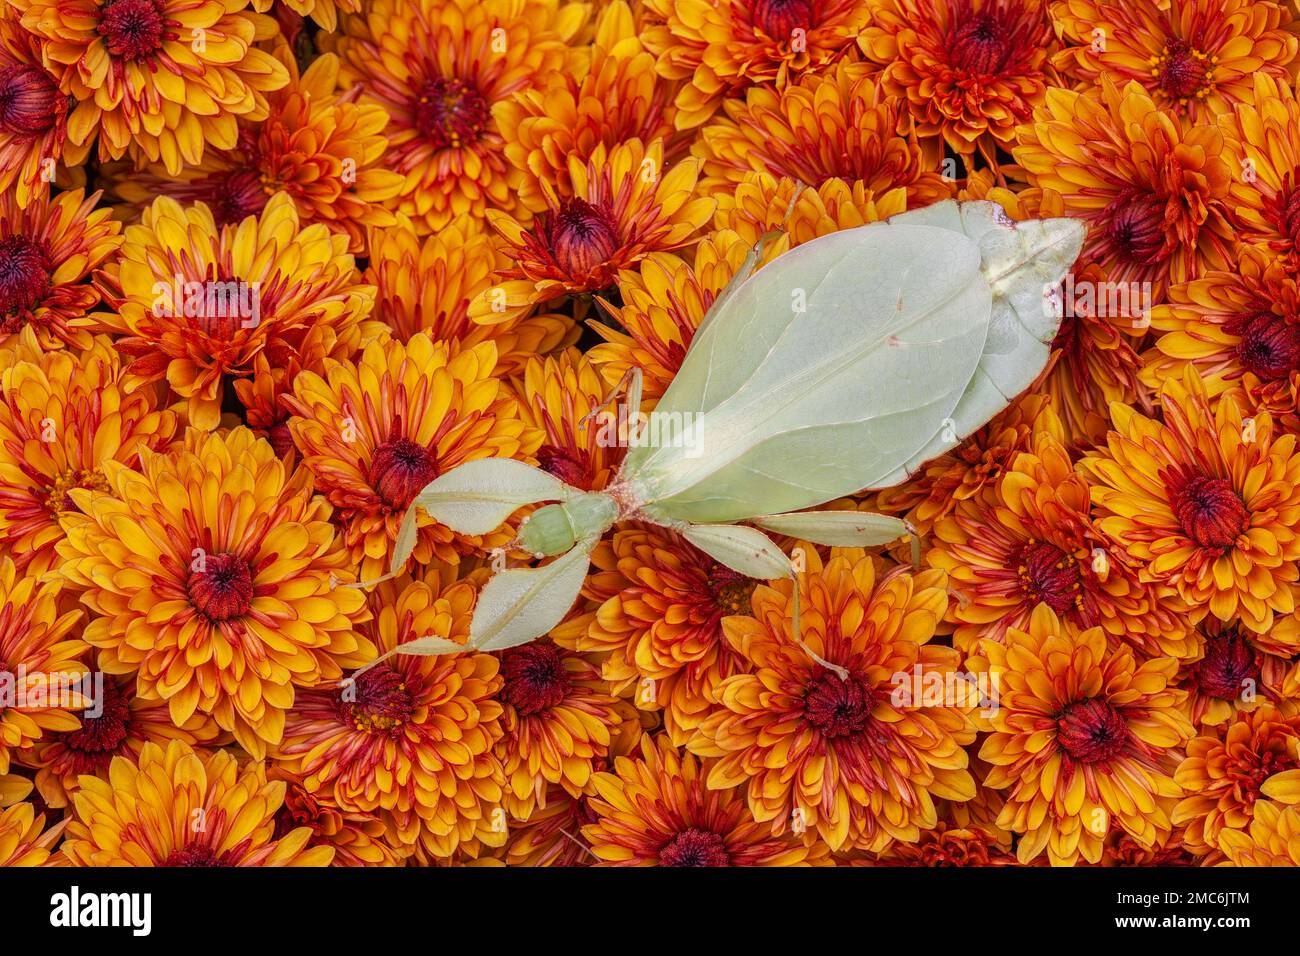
[787,569,849,681]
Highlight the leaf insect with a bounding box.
[347,200,1085,680]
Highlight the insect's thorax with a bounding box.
[516,491,620,556]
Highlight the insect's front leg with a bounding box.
[751,510,922,568]
[578,365,643,435]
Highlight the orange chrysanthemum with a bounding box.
[284,332,539,580]
[583,735,823,866]
[1179,621,1295,729]
[930,430,1194,659]
[335,0,580,233]
[503,788,598,866]
[1172,705,1300,855]
[94,192,375,430]
[1014,77,1233,297]
[0,556,85,775]
[689,551,977,853]
[101,52,402,254]
[1080,372,1300,633]
[0,8,73,209]
[872,821,1018,866]
[62,740,333,866]
[22,676,220,810]
[275,565,507,861]
[495,640,634,820]
[1220,74,1300,268]
[696,61,952,203]
[0,187,121,350]
[1051,0,1297,121]
[0,800,61,866]
[0,329,176,576]
[1217,799,1300,866]
[497,3,686,213]
[54,427,374,758]
[1144,243,1300,432]
[554,524,755,746]
[641,0,870,130]
[16,0,289,174]
[488,138,715,302]
[366,215,574,374]
[970,605,1192,866]
[269,770,407,867]
[251,0,358,33]
[859,0,1054,160]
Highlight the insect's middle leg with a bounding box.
[578,366,643,434]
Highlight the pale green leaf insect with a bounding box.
[351,199,1085,678]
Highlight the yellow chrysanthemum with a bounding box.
[1051,0,1297,122]
[62,740,333,866]
[17,0,289,174]
[696,62,952,204]
[970,604,1192,866]
[0,7,75,209]
[55,427,374,758]
[583,735,825,866]
[488,138,715,302]
[284,332,539,581]
[275,565,507,861]
[101,52,403,255]
[0,187,121,351]
[689,551,978,853]
[0,556,85,775]
[641,0,870,130]
[366,214,575,375]
[1217,799,1300,866]
[0,801,62,866]
[0,328,176,576]
[1080,371,1300,633]
[94,192,375,431]
[335,0,583,233]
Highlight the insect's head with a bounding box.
[516,491,618,556]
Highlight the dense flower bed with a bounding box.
[1,0,1300,867]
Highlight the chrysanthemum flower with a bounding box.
[17,0,289,174]
[94,192,375,430]
[859,0,1054,160]
[583,735,824,865]
[366,215,574,375]
[269,770,407,866]
[930,431,1195,659]
[0,187,121,350]
[1172,706,1300,855]
[509,349,625,492]
[0,557,85,775]
[335,0,581,233]
[1014,77,1233,296]
[0,329,176,576]
[284,332,539,580]
[689,551,977,853]
[640,0,870,130]
[488,139,714,303]
[0,801,62,866]
[1220,74,1300,268]
[553,524,754,747]
[872,821,1019,866]
[1217,799,1300,866]
[0,8,73,209]
[503,789,599,867]
[1051,0,1297,121]
[251,0,358,32]
[1179,622,1294,728]
[1098,829,1200,866]
[275,565,507,861]
[970,604,1192,866]
[696,62,952,203]
[62,740,333,866]
[101,52,402,254]
[22,676,219,810]
[497,3,686,213]
[1144,244,1300,432]
[874,393,1061,534]
[1080,372,1300,633]
[495,640,633,819]
[55,427,374,758]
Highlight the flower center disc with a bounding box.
[803,670,873,738]
[1155,41,1212,101]
[369,437,439,510]
[499,644,570,716]
[1015,542,1081,615]
[413,76,489,150]
[187,552,254,622]
[750,0,814,40]
[550,198,621,276]
[1056,698,1128,764]
[949,11,1010,74]
[339,666,414,732]
[1169,473,1250,550]
[658,827,731,866]
[1194,632,1259,700]
[63,681,130,754]
[97,0,168,61]
[0,234,51,318]
[0,64,58,135]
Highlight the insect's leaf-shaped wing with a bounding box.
[632,216,989,521]
[414,458,575,535]
[680,525,792,580]
[869,206,1085,487]
[467,538,596,652]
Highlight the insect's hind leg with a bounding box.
[787,569,849,681]
[578,366,643,433]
